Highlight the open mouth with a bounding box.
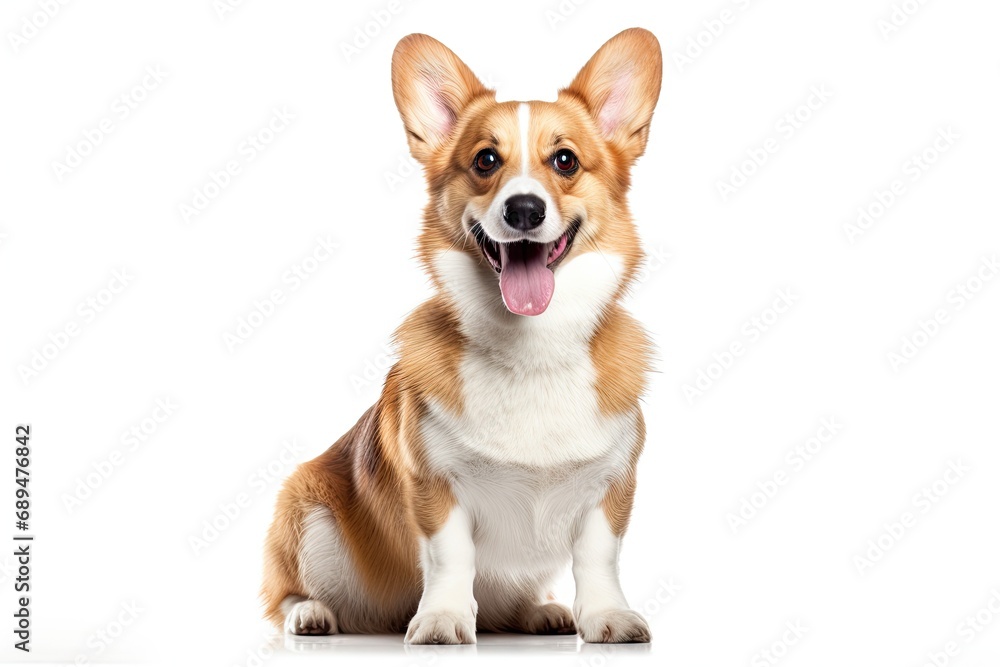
[470,220,579,317]
[471,220,579,273]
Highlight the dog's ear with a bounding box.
[562,28,662,163]
[391,34,491,163]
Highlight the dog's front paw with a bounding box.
[405,610,477,644]
[521,602,577,635]
[284,599,337,635]
[577,609,650,643]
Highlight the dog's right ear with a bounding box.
[562,28,662,164]
[391,34,490,164]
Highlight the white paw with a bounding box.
[284,599,337,635]
[577,609,650,643]
[405,610,477,644]
[522,602,577,635]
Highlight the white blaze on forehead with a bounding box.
[473,101,564,244]
[518,102,531,174]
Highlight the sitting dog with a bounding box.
[262,27,662,644]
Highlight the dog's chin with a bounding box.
[470,220,579,317]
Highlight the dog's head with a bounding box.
[392,29,661,318]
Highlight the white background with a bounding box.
[2,0,999,665]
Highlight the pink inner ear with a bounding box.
[598,71,632,137]
[418,71,458,142]
[432,94,457,137]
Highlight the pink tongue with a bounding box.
[499,242,554,316]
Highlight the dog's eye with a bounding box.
[473,149,500,175]
[553,149,578,175]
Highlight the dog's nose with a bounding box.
[503,194,546,231]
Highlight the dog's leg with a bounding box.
[282,595,338,635]
[280,508,344,636]
[404,506,477,644]
[571,507,650,643]
[516,600,577,634]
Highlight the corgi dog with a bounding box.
[262,28,662,644]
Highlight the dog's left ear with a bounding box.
[391,34,491,163]
[562,28,662,162]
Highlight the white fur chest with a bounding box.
[421,385,636,575]
[419,250,641,573]
[435,344,637,465]
[426,249,638,469]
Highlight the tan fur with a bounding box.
[591,305,654,415]
[390,34,492,163]
[262,28,662,637]
[412,62,657,300]
[261,298,465,627]
[601,412,646,536]
[261,404,420,627]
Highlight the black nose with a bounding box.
[503,194,546,231]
